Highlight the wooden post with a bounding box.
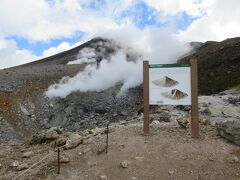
[143,61,150,134]
[190,59,199,138]
[106,124,109,154]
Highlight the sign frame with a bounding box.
[143,59,199,137]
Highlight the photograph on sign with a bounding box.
[149,65,191,105]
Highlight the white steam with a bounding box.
[67,47,96,65]
[45,26,191,98]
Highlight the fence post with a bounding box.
[106,124,109,154]
[190,59,199,138]
[58,148,60,174]
[143,61,150,134]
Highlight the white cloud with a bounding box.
[143,0,204,16]
[179,0,240,42]
[0,0,118,41]
[0,38,38,69]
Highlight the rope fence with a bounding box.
[12,123,110,180]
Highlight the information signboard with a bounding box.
[149,64,191,105]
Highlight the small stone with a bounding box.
[120,160,131,168]
[208,157,214,162]
[151,120,160,125]
[10,161,20,168]
[200,118,210,125]
[59,154,70,163]
[89,127,102,136]
[99,175,107,180]
[120,121,128,125]
[120,144,125,148]
[55,137,67,147]
[168,170,174,175]
[120,111,128,116]
[227,155,239,163]
[88,162,97,167]
[22,151,34,158]
[17,163,29,171]
[135,157,144,161]
[82,148,91,154]
[131,177,137,180]
[97,145,106,155]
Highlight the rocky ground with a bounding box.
[0,86,240,179]
[0,115,240,180]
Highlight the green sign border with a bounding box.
[149,64,190,68]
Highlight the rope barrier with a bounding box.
[12,151,55,180]
[11,128,108,180]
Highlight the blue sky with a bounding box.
[1,0,240,69]
[7,31,84,56]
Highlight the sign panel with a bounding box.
[149,64,191,105]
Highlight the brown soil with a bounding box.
[1,121,240,180]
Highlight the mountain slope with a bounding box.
[179,37,240,95]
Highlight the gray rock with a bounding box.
[59,154,70,163]
[55,137,67,147]
[30,128,59,144]
[151,120,160,125]
[10,161,20,168]
[120,160,131,168]
[168,170,174,175]
[120,111,128,116]
[217,121,240,146]
[158,112,171,122]
[20,105,31,117]
[17,163,29,171]
[99,175,107,180]
[22,151,34,158]
[227,155,239,163]
[64,133,83,149]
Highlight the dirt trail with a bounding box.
[1,120,238,180]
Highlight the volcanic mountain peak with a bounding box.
[162,89,188,100]
[152,76,179,87]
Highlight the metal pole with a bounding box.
[58,148,60,174]
[106,124,109,154]
[143,61,150,134]
[190,59,199,138]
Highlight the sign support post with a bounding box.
[190,59,199,138]
[143,61,150,134]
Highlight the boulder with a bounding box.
[64,133,83,149]
[30,128,59,144]
[217,121,240,146]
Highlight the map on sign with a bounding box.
[149,64,191,105]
